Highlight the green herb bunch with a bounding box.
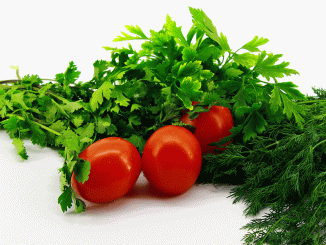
[1,6,325,244]
[202,87,326,244]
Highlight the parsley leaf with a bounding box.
[58,186,73,213]
[12,138,28,160]
[3,10,326,242]
[74,158,91,184]
[189,7,231,52]
[241,36,269,52]
[254,51,299,81]
[113,25,149,42]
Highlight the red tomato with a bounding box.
[141,125,202,196]
[179,101,234,155]
[71,137,142,203]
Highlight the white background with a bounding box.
[1,1,325,244]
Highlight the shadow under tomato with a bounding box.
[125,180,181,199]
[66,172,185,214]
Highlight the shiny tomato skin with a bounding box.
[179,103,234,155]
[71,137,142,203]
[141,125,202,196]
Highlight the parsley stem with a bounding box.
[7,113,62,136]
[36,121,62,136]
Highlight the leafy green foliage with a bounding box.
[1,6,325,243]
[201,88,326,244]
[12,137,28,160]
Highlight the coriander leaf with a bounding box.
[186,23,197,45]
[89,81,114,112]
[74,198,86,214]
[189,7,231,52]
[20,74,42,88]
[128,114,142,126]
[130,103,142,112]
[0,106,6,118]
[179,76,203,99]
[280,93,305,129]
[233,84,251,115]
[254,51,299,81]
[161,86,172,102]
[38,83,53,98]
[225,67,244,77]
[65,149,78,174]
[110,87,130,107]
[182,47,197,62]
[241,36,269,52]
[74,158,91,184]
[59,168,68,192]
[160,101,181,123]
[276,81,306,101]
[197,46,221,62]
[65,61,81,85]
[62,100,84,114]
[233,53,258,68]
[125,134,146,154]
[110,103,120,114]
[0,94,13,111]
[12,138,28,160]
[80,137,93,145]
[12,91,28,110]
[202,91,219,105]
[165,14,189,47]
[176,76,203,110]
[210,124,244,147]
[1,115,19,138]
[29,121,47,147]
[243,110,268,142]
[71,115,84,128]
[270,85,282,113]
[98,100,112,115]
[75,123,95,139]
[177,60,202,77]
[199,69,214,80]
[106,124,118,136]
[206,81,216,92]
[43,102,58,123]
[270,82,306,128]
[57,129,81,153]
[113,25,149,42]
[95,116,111,134]
[149,29,170,47]
[50,97,70,119]
[236,103,268,142]
[58,186,73,213]
[55,61,81,99]
[93,60,109,80]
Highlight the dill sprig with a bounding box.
[200,87,326,244]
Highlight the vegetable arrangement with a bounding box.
[0,6,325,244]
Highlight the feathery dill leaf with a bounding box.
[1,6,325,244]
[201,88,326,244]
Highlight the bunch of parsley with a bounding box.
[1,6,325,244]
